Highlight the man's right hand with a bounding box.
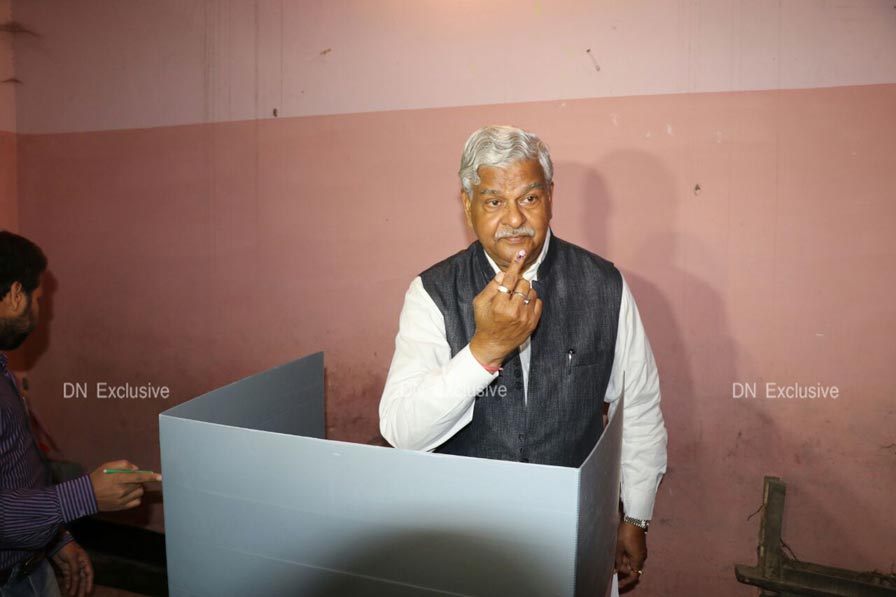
[469,248,543,368]
[88,460,162,511]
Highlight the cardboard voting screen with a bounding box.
[160,353,622,596]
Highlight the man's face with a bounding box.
[0,283,42,351]
[462,159,553,271]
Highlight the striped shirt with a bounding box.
[0,353,98,570]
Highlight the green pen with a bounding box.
[103,468,155,474]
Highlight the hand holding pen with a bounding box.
[88,460,162,511]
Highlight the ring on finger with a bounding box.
[512,291,531,304]
[496,284,510,294]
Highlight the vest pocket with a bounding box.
[565,361,604,396]
[565,349,607,373]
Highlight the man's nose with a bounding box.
[502,201,524,227]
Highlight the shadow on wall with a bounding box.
[564,152,735,585]
[564,150,877,587]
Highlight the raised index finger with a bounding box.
[499,249,528,292]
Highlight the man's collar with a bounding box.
[482,229,552,282]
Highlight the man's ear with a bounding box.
[0,282,25,315]
[461,190,474,228]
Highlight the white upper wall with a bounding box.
[12,0,896,134]
[0,0,16,132]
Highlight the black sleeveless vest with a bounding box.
[420,235,622,468]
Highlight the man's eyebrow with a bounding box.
[477,182,546,196]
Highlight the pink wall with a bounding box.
[11,1,896,133]
[17,84,896,595]
[8,2,896,595]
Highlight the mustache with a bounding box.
[495,226,535,240]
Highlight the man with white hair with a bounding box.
[380,125,667,591]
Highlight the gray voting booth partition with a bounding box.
[160,353,622,596]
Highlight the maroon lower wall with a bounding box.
[14,84,896,595]
[0,130,16,230]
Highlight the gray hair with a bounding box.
[458,125,553,197]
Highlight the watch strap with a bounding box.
[623,515,649,532]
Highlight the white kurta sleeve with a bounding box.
[605,276,668,520]
[379,277,498,452]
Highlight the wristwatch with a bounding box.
[623,515,650,532]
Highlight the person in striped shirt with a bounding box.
[0,231,160,597]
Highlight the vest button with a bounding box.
[515,382,523,390]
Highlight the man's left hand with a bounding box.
[616,520,647,591]
[51,541,94,597]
